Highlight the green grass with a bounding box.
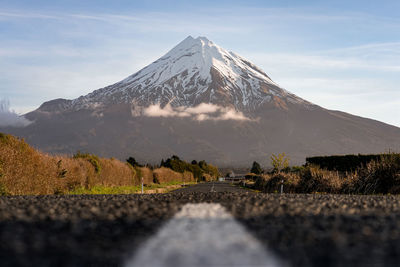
[69,185,141,194]
[68,181,197,195]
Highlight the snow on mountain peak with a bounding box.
[65,36,313,114]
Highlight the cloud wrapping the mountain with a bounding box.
[142,103,251,121]
[0,99,32,127]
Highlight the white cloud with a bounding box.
[0,99,32,127]
[142,103,251,121]
[218,109,250,121]
[180,103,220,114]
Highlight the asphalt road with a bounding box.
[1,182,400,266]
[173,181,249,193]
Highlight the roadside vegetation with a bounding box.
[160,155,220,181]
[69,181,196,195]
[245,153,400,194]
[0,133,218,195]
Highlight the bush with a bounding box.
[0,133,200,195]
[350,154,400,194]
[153,167,195,184]
[297,165,343,193]
[73,151,101,174]
[126,157,142,168]
[0,134,139,195]
[161,155,219,180]
[246,153,400,195]
[305,154,398,172]
[270,153,290,172]
[245,173,262,180]
[250,161,263,175]
[254,173,299,193]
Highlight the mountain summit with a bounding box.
[40,36,311,115]
[3,36,400,165]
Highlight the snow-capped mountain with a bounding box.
[45,36,312,114]
[3,36,400,166]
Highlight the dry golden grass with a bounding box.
[136,167,154,185]
[97,158,135,187]
[255,172,300,193]
[153,167,195,183]
[297,165,343,193]
[253,157,400,194]
[0,133,191,195]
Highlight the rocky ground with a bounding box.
[1,182,400,266]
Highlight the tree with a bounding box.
[126,157,141,167]
[270,153,290,172]
[250,161,263,175]
[191,160,198,165]
[198,160,207,169]
[171,155,180,161]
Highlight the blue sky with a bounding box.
[1,0,399,126]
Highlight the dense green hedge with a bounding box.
[306,154,400,172]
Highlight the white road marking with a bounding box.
[125,203,284,267]
[210,182,215,192]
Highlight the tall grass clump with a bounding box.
[348,154,400,194]
[254,172,299,193]
[297,165,343,193]
[251,153,400,194]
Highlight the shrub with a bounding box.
[0,133,8,142]
[153,167,195,184]
[0,133,199,195]
[136,167,153,185]
[126,157,142,168]
[350,154,400,194]
[270,153,290,172]
[250,161,263,175]
[245,173,262,180]
[297,165,343,193]
[97,158,136,187]
[254,173,299,193]
[73,151,101,174]
[161,155,219,180]
[305,154,400,172]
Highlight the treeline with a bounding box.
[161,155,219,180]
[305,154,400,172]
[127,155,219,181]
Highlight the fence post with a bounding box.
[280,179,284,194]
[141,177,144,194]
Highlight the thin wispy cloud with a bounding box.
[0,11,59,19]
[249,52,400,73]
